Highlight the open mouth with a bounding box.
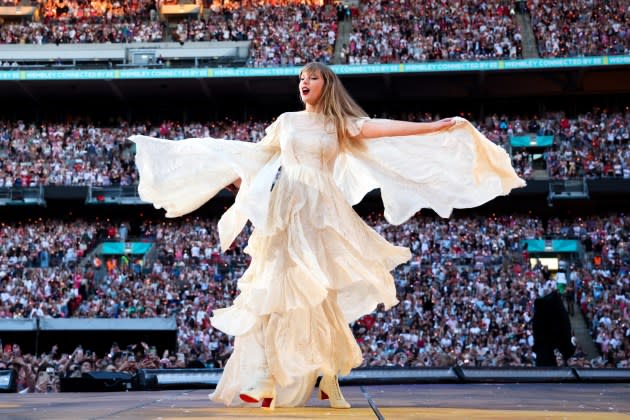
[301,87,310,96]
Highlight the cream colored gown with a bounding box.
[130,112,525,407]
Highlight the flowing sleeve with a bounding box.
[129,115,283,251]
[333,117,526,224]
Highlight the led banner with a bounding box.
[100,242,152,255]
[511,135,554,147]
[0,55,627,81]
[521,239,579,253]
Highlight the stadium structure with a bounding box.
[0,0,629,418]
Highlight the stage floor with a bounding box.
[2,383,630,419]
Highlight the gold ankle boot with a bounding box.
[318,374,351,409]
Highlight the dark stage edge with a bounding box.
[2,384,630,419]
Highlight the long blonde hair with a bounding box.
[299,62,367,152]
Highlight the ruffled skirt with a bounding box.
[210,164,411,407]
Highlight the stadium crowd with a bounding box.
[175,3,338,67]
[0,118,270,187]
[546,214,630,368]
[1,109,629,186]
[0,218,129,319]
[0,0,163,44]
[344,0,522,64]
[0,1,336,66]
[0,0,627,64]
[543,109,630,179]
[38,0,158,20]
[529,0,630,58]
[1,211,628,392]
[0,20,165,44]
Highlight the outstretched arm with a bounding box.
[357,118,456,140]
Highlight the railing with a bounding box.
[0,186,45,206]
[86,186,146,205]
[547,178,589,205]
[0,41,251,69]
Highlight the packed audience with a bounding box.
[0,1,335,66]
[344,0,522,64]
[0,219,128,318]
[0,0,627,64]
[174,3,337,67]
[0,118,270,187]
[38,0,158,20]
[0,0,163,44]
[1,211,629,392]
[542,110,630,179]
[2,109,630,186]
[356,214,541,368]
[0,20,165,44]
[529,0,630,58]
[0,0,630,62]
[547,214,630,367]
[0,1,334,66]
[2,341,178,393]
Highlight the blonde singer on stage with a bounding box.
[130,62,525,409]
